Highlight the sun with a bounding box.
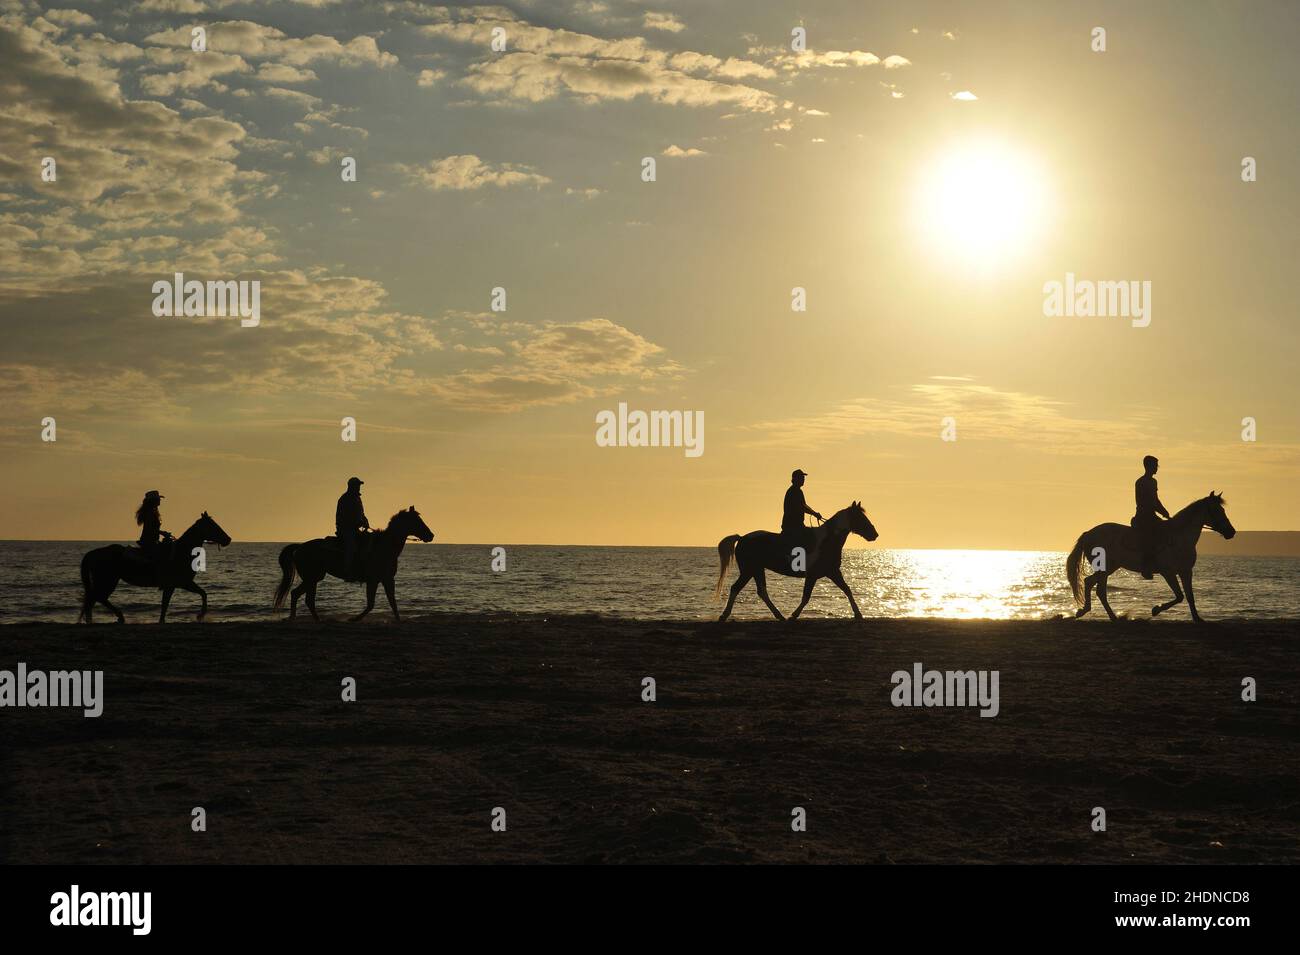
[915,140,1050,271]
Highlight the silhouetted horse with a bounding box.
[715,502,879,621]
[78,512,232,624]
[1068,492,1235,623]
[274,507,434,621]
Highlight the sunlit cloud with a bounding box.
[397,154,551,191]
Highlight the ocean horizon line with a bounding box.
[1,537,1296,555]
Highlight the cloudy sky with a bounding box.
[2,0,1297,547]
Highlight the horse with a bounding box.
[715,502,879,622]
[78,512,232,624]
[1067,492,1235,623]
[273,506,434,622]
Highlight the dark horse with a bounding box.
[78,512,232,624]
[1067,492,1235,623]
[273,507,434,621]
[715,502,879,621]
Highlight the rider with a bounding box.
[336,477,369,579]
[1132,455,1170,580]
[135,490,171,572]
[782,469,823,563]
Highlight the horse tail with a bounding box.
[77,552,93,624]
[1066,533,1088,606]
[714,534,742,600]
[273,544,298,609]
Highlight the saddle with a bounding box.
[329,532,373,582]
[1121,518,1167,553]
[779,526,821,573]
[123,538,177,584]
[126,537,175,564]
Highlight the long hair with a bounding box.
[135,499,159,526]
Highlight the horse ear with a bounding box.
[202,510,208,517]
[409,505,415,512]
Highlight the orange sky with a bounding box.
[2,1,1296,547]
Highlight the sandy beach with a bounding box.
[1,615,1297,864]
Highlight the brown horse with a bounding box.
[78,512,232,623]
[273,507,433,621]
[1067,492,1235,623]
[715,502,879,621]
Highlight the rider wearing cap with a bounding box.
[782,469,823,559]
[336,477,370,579]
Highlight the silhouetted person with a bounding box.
[336,477,369,578]
[1132,455,1170,580]
[135,490,171,570]
[782,469,823,557]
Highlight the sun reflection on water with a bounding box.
[845,548,1067,620]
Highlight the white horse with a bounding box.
[715,502,879,621]
[1067,492,1235,622]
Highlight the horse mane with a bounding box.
[382,509,416,531]
[1172,493,1225,520]
[825,502,864,531]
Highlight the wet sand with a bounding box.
[1,615,1297,863]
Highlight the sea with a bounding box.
[1,542,1297,624]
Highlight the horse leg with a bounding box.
[1096,574,1118,622]
[719,572,751,622]
[754,570,785,621]
[828,569,863,621]
[790,576,817,620]
[1076,572,1098,618]
[289,581,306,619]
[1180,570,1205,623]
[1152,571,1183,617]
[305,582,320,622]
[352,580,378,622]
[382,578,400,621]
[178,580,208,620]
[101,595,125,624]
[96,575,123,623]
[159,587,174,624]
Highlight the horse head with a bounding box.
[391,506,435,543]
[189,511,232,547]
[829,501,878,542]
[1202,491,1235,539]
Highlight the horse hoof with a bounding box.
[1151,606,1162,616]
[1074,608,1088,618]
